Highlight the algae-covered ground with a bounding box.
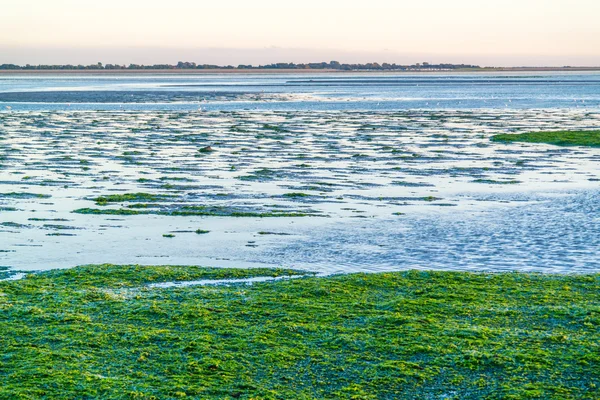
[0,265,598,399]
[492,130,600,147]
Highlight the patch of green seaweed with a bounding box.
[282,192,313,199]
[93,193,174,206]
[0,267,597,398]
[0,192,51,199]
[73,205,320,218]
[238,168,279,182]
[491,130,600,147]
[0,222,29,229]
[473,179,521,185]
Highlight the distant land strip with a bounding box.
[0,61,480,71]
[1,61,599,74]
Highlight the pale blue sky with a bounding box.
[1,0,599,66]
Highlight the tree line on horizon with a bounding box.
[0,61,481,71]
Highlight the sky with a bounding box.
[1,0,599,67]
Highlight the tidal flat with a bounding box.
[1,109,600,273]
[0,265,598,399]
[1,71,600,399]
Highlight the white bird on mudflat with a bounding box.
[5,106,11,110]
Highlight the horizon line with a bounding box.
[2,61,600,71]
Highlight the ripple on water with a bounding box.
[262,190,600,274]
[0,109,598,274]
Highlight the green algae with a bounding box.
[198,146,215,154]
[473,179,521,185]
[0,266,597,399]
[74,208,142,216]
[492,130,600,147]
[73,206,318,218]
[0,222,29,228]
[262,124,287,133]
[127,203,161,209]
[282,192,311,198]
[28,218,70,222]
[175,209,314,218]
[238,168,278,182]
[94,193,173,206]
[42,224,79,230]
[24,264,309,288]
[0,192,51,199]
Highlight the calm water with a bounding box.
[0,72,599,275]
[1,71,600,111]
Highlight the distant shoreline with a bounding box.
[1,67,600,75]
